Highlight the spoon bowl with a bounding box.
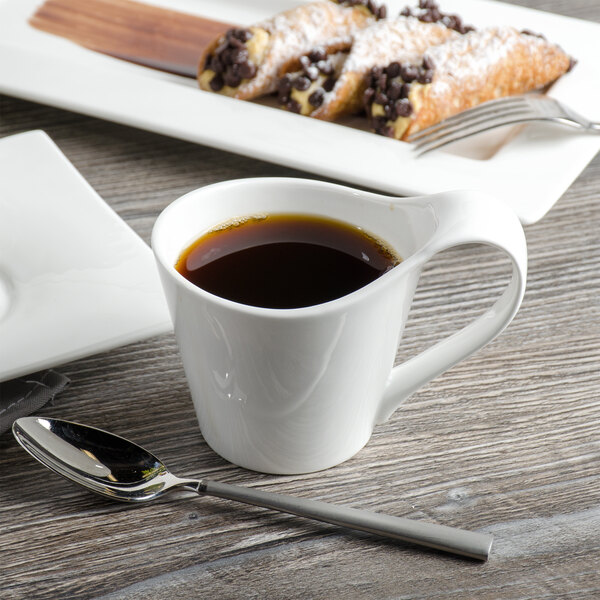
[13,416,493,560]
[13,416,195,502]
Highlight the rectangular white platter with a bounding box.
[0,0,599,224]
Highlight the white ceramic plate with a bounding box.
[0,0,598,224]
[0,131,172,382]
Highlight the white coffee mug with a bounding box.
[152,178,527,474]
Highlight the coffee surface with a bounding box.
[175,214,400,309]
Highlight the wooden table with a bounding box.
[1,1,599,597]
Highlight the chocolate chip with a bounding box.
[299,55,312,70]
[337,0,387,19]
[387,81,402,100]
[363,87,375,106]
[422,56,435,70]
[378,5,387,18]
[417,69,434,84]
[308,89,325,107]
[395,98,412,117]
[372,116,388,135]
[374,92,388,105]
[239,61,257,79]
[223,68,242,88]
[286,99,302,113]
[220,48,234,66]
[441,15,457,30]
[277,78,291,102]
[400,83,410,98]
[400,1,474,35]
[209,55,223,74]
[323,77,337,92]
[231,28,252,42]
[278,75,292,93]
[308,47,328,63]
[215,40,229,55]
[292,76,311,91]
[378,74,388,90]
[449,15,474,34]
[305,65,320,81]
[209,74,224,91]
[386,62,401,78]
[371,66,383,81]
[230,47,249,65]
[317,60,334,75]
[400,64,419,83]
[521,29,545,39]
[228,36,245,49]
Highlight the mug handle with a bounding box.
[375,190,527,424]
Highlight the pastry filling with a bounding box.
[364,58,435,139]
[332,0,387,20]
[200,27,269,94]
[400,0,474,34]
[277,48,346,115]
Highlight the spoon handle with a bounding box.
[198,480,492,560]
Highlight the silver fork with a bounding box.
[407,94,600,155]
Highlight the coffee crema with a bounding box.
[175,213,400,309]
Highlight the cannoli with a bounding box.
[198,1,382,100]
[276,1,474,120]
[277,16,459,118]
[364,27,574,140]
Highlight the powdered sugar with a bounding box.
[314,17,456,113]
[246,1,371,96]
[344,16,458,72]
[425,27,551,98]
[263,2,358,53]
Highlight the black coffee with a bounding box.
[175,213,400,309]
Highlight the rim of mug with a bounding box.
[151,177,428,318]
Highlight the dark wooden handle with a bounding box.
[29,0,234,77]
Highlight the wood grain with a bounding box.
[1,1,600,598]
[30,0,232,77]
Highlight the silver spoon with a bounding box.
[12,416,492,560]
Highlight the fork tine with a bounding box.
[413,115,536,155]
[410,104,530,143]
[407,96,529,142]
[413,105,534,149]
[408,93,597,155]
